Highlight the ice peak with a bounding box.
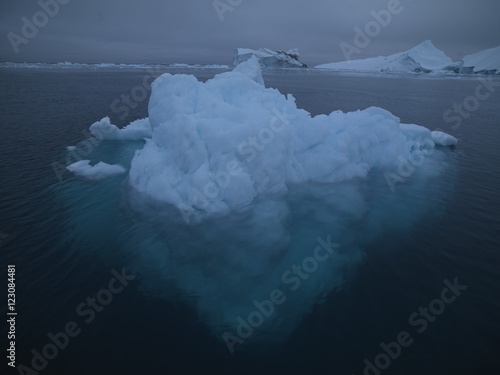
[403,40,453,70]
[413,40,435,49]
[234,56,265,85]
[407,40,440,54]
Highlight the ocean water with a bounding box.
[1,67,499,375]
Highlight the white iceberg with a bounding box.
[234,48,307,68]
[73,57,457,347]
[316,40,453,73]
[67,160,126,180]
[452,45,500,75]
[126,56,456,224]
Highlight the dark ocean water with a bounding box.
[1,67,499,375]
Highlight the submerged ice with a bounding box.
[66,57,457,347]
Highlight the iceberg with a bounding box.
[126,56,456,224]
[234,48,307,68]
[450,45,500,75]
[70,57,457,348]
[316,40,454,73]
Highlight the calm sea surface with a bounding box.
[0,67,499,375]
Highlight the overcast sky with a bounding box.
[1,0,499,66]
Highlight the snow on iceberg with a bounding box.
[71,57,457,347]
[455,45,500,75]
[67,160,126,180]
[234,48,307,68]
[316,40,453,73]
[89,117,152,141]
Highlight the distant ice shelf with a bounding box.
[0,62,229,70]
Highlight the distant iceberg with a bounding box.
[316,40,454,73]
[234,48,308,68]
[447,45,500,75]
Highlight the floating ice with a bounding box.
[66,57,457,349]
[67,160,126,180]
[431,131,458,147]
[126,57,456,224]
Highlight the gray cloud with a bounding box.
[1,0,499,65]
